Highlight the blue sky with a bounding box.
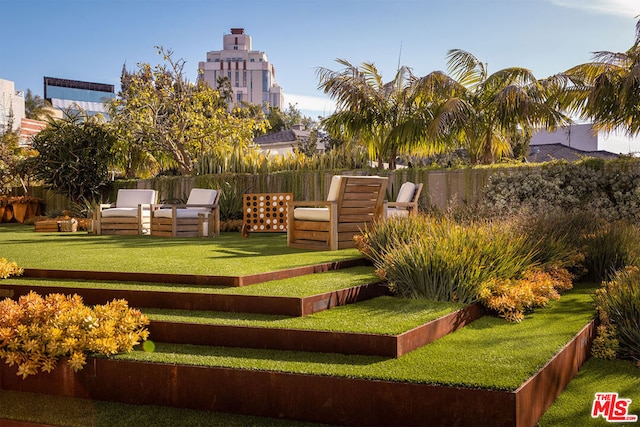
[0,0,638,150]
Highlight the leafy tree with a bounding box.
[0,113,37,194]
[318,60,444,169]
[108,47,268,176]
[216,76,234,105]
[562,20,640,136]
[265,103,313,134]
[29,111,115,202]
[298,129,318,156]
[436,49,569,164]
[0,128,20,193]
[24,89,52,120]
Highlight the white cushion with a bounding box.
[293,207,330,222]
[327,176,342,202]
[396,182,417,203]
[102,208,148,218]
[116,189,157,208]
[154,208,209,219]
[386,208,410,218]
[186,189,217,205]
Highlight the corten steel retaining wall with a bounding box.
[0,281,389,317]
[146,303,484,357]
[20,257,370,287]
[0,320,596,426]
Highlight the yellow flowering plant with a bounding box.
[0,258,23,279]
[0,291,150,378]
[478,268,574,322]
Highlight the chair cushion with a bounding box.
[396,182,417,203]
[154,208,210,219]
[101,208,145,218]
[326,176,342,202]
[186,189,217,205]
[293,207,330,222]
[116,189,157,208]
[386,208,410,218]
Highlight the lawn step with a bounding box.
[0,282,390,317]
[0,320,596,426]
[146,303,484,357]
[22,257,370,287]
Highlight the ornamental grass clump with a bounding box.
[358,215,578,320]
[0,292,150,378]
[357,216,538,303]
[582,221,640,282]
[0,258,23,279]
[592,266,640,365]
[513,211,588,272]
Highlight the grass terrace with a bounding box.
[0,224,361,275]
[1,222,638,425]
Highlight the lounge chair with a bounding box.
[150,188,220,238]
[385,182,423,218]
[95,189,158,235]
[287,175,388,251]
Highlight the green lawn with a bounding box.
[144,296,464,335]
[539,358,640,426]
[0,389,325,427]
[1,224,635,426]
[6,265,380,297]
[0,224,361,275]
[118,282,598,391]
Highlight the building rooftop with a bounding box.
[528,143,618,163]
[253,128,310,146]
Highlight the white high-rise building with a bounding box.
[198,28,284,110]
[0,78,25,133]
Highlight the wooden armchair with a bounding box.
[150,188,220,238]
[287,175,388,251]
[385,182,423,218]
[95,189,158,235]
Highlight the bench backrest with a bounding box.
[116,189,157,208]
[186,189,218,206]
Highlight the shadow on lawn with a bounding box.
[3,223,315,257]
[149,341,387,367]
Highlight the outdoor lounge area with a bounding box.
[0,223,634,427]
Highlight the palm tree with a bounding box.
[317,59,448,169]
[440,49,569,164]
[24,89,52,120]
[562,20,640,136]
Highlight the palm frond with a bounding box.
[446,49,486,89]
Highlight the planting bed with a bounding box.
[0,264,597,426]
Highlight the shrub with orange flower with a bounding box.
[0,291,149,378]
[0,258,23,279]
[478,268,574,322]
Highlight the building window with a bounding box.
[235,71,239,87]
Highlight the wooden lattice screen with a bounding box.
[243,193,293,232]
